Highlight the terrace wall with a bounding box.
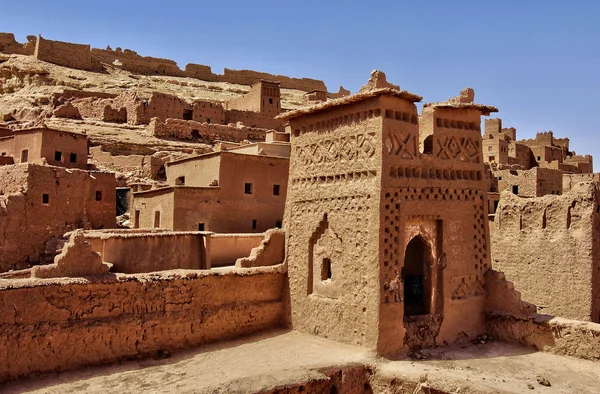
[0,266,286,382]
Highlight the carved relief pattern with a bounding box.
[382,186,488,303]
[292,194,373,216]
[436,136,480,163]
[451,275,485,300]
[294,132,377,167]
[385,131,416,159]
[382,190,402,304]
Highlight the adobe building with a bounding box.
[0,127,88,169]
[70,80,286,132]
[482,118,593,174]
[491,182,600,323]
[279,71,497,356]
[0,163,116,271]
[132,146,289,233]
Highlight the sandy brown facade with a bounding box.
[0,127,88,169]
[483,118,593,174]
[0,163,116,271]
[281,77,498,356]
[132,150,289,233]
[490,182,600,322]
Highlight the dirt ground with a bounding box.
[2,329,599,394]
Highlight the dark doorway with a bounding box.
[423,135,433,154]
[403,236,431,317]
[183,109,193,120]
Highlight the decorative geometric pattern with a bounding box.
[436,136,480,163]
[451,275,486,300]
[385,132,416,159]
[381,186,489,303]
[294,132,377,167]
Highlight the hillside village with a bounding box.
[0,33,599,393]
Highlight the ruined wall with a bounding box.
[34,35,92,71]
[0,267,286,382]
[496,167,563,197]
[149,118,268,143]
[52,89,117,106]
[143,92,186,124]
[220,68,326,92]
[508,142,534,169]
[225,109,283,131]
[184,63,218,81]
[0,164,116,271]
[91,47,183,75]
[490,183,600,322]
[89,146,155,179]
[0,33,35,55]
[564,173,600,192]
[211,233,265,266]
[72,97,114,119]
[487,314,600,361]
[85,231,209,273]
[102,105,127,123]
[192,100,225,124]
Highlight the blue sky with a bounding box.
[4,1,599,167]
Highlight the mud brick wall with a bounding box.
[0,266,287,382]
[34,35,92,71]
[490,182,600,322]
[150,118,267,143]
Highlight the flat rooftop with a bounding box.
[4,330,600,393]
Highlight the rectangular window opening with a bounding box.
[198,223,205,231]
[245,183,253,194]
[321,258,332,281]
[95,190,102,201]
[252,219,257,230]
[273,184,280,196]
[176,176,185,186]
[134,210,140,228]
[154,211,161,228]
[69,153,77,163]
[21,149,28,162]
[512,185,519,195]
[275,220,282,228]
[54,151,62,161]
[42,193,49,204]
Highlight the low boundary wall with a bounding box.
[0,265,287,382]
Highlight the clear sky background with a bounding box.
[4,1,599,168]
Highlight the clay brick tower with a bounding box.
[279,71,497,357]
[258,80,281,117]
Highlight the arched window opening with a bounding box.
[403,236,432,317]
[423,135,433,154]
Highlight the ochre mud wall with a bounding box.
[34,35,92,71]
[0,266,287,382]
[490,182,600,322]
[149,118,268,143]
